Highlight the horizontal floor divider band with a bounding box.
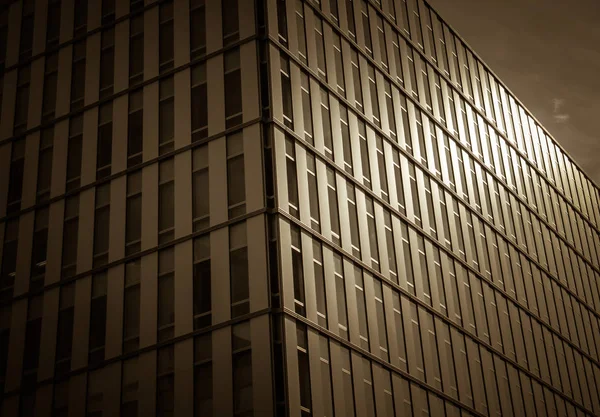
[0,207,269,308]
[1,307,273,399]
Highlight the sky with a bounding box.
[426,0,600,186]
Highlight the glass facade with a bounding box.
[0,0,599,416]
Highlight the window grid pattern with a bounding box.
[0,2,598,417]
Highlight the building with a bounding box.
[1,0,600,416]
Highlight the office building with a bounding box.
[1,0,600,416]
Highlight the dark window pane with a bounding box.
[159,182,175,231]
[128,111,143,162]
[194,363,212,417]
[190,5,206,57]
[233,351,253,414]
[227,155,245,207]
[126,195,142,244]
[225,70,242,119]
[222,0,239,45]
[193,169,209,220]
[159,99,174,145]
[191,84,208,133]
[46,1,62,47]
[230,248,249,304]
[193,260,211,316]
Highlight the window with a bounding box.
[93,185,110,267]
[297,323,312,414]
[222,0,239,45]
[335,106,352,175]
[0,11,6,72]
[281,54,294,129]
[327,168,341,246]
[99,29,115,99]
[384,211,398,283]
[224,49,243,128]
[366,198,380,271]
[330,0,340,22]
[408,162,422,227]
[230,222,249,317]
[361,1,373,57]
[300,72,313,144]
[37,128,54,203]
[341,347,356,416]
[391,292,408,370]
[121,358,139,416]
[130,0,144,12]
[22,296,43,385]
[347,184,361,257]
[157,249,175,342]
[277,0,288,45]
[296,1,307,64]
[53,381,69,417]
[232,322,253,417]
[159,159,175,243]
[285,137,300,218]
[193,236,211,329]
[392,35,404,87]
[190,0,206,58]
[227,132,246,218]
[333,34,345,96]
[62,196,79,278]
[88,272,107,366]
[392,150,406,215]
[376,135,389,202]
[420,58,433,111]
[334,253,349,340]
[191,64,208,142]
[374,280,389,360]
[368,65,381,127]
[125,172,142,255]
[156,346,175,417]
[346,0,356,41]
[42,54,59,121]
[384,81,397,141]
[291,225,306,315]
[362,358,376,416]
[358,121,371,189]
[377,16,388,69]
[321,89,333,160]
[52,283,73,376]
[19,0,34,61]
[97,103,113,180]
[0,220,18,302]
[14,66,30,135]
[128,90,143,167]
[123,261,140,353]
[101,0,115,25]
[355,266,369,349]
[315,18,327,80]
[129,15,144,85]
[30,208,49,291]
[71,40,86,110]
[194,334,212,417]
[159,77,175,155]
[159,1,174,73]
[73,0,88,36]
[192,146,210,231]
[7,139,25,214]
[313,241,327,327]
[45,0,62,48]
[351,49,363,112]
[306,153,320,232]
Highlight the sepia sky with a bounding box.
[426,0,600,186]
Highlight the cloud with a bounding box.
[551,98,569,123]
[553,114,570,123]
